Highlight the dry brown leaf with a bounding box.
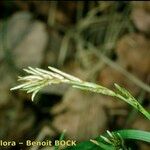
[14,20,48,68]
[51,88,128,141]
[0,11,48,68]
[131,116,150,131]
[97,66,140,96]
[0,99,35,140]
[51,89,107,141]
[116,33,150,79]
[132,2,150,33]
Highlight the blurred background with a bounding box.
[0,1,150,150]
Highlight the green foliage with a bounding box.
[65,130,150,150]
[10,66,150,149]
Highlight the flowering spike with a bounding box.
[9,66,150,120]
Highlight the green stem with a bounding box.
[115,94,150,120]
[72,81,150,120]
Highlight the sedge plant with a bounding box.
[11,66,150,150]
